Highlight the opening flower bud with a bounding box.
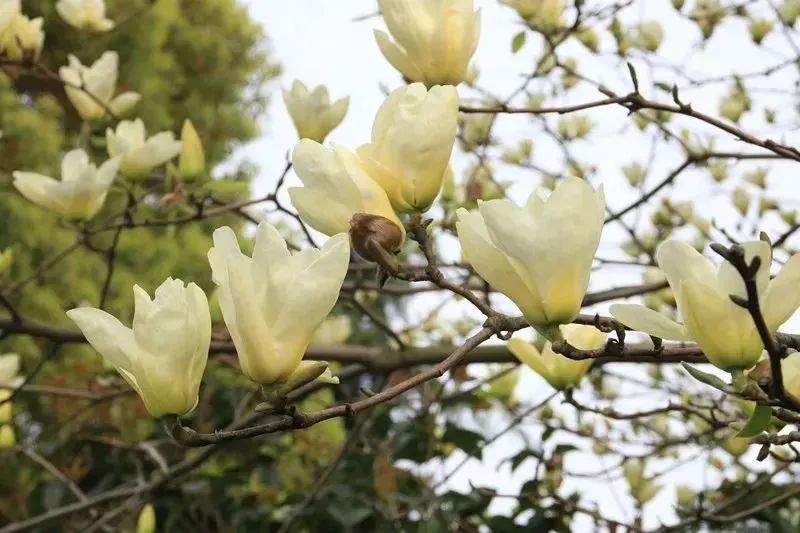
[349,213,404,268]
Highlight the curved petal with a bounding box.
[456,207,543,322]
[61,149,91,182]
[66,307,143,394]
[507,338,549,379]
[609,303,690,341]
[679,279,761,370]
[374,29,422,82]
[656,240,717,292]
[0,354,20,385]
[12,172,60,212]
[763,252,800,331]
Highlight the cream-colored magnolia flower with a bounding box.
[290,139,404,243]
[208,222,350,385]
[107,119,182,177]
[457,177,605,336]
[508,324,604,389]
[0,6,44,61]
[611,240,800,370]
[56,0,114,32]
[311,315,352,345]
[13,149,119,220]
[282,81,348,143]
[375,0,481,86]
[0,1,19,34]
[67,278,211,418]
[59,52,140,121]
[782,352,800,399]
[0,353,22,424]
[357,83,459,212]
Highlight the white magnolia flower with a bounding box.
[59,52,140,121]
[106,119,182,177]
[375,0,481,86]
[56,0,115,32]
[13,149,119,220]
[282,81,349,143]
[67,278,211,418]
[611,240,800,370]
[208,222,350,385]
[457,176,605,336]
[290,139,404,244]
[357,83,459,212]
[508,324,604,389]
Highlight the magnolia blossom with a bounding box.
[107,119,182,177]
[282,81,349,143]
[611,240,800,370]
[375,0,481,86]
[290,139,404,245]
[456,177,605,336]
[208,222,350,385]
[13,149,119,220]
[0,4,44,61]
[0,353,22,424]
[56,0,114,32]
[508,324,604,389]
[59,52,140,121]
[357,83,459,212]
[782,353,800,399]
[67,278,211,418]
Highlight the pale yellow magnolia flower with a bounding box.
[611,240,800,370]
[0,425,14,448]
[282,81,348,143]
[0,10,44,61]
[178,119,206,179]
[508,324,604,389]
[502,0,565,33]
[107,119,182,177]
[781,352,800,399]
[0,1,19,35]
[67,278,211,418]
[13,149,120,220]
[311,315,352,345]
[375,0,481,86]
[56,0,114,32]
[456,177,605,335]
[207,222,350,385]
[290,139,404,243]
[59,52,140,121]
[0,353,22,424]
[357,83,459,212]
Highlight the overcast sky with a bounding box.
[237,1,800,528]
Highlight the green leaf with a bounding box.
[507,449,540,471]
[443,423,484,459]
[512,31,526,53]
[327,505,371,527]
[681,363,732,393]
[735,404,772,438]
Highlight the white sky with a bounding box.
[237,1,800,529]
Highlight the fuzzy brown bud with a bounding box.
[349,213,404,268]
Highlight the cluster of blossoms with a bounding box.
[7,0,800,419]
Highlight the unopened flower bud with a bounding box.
[136,504,156,533]
[349,213,404,269]
[179,119,205,180]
